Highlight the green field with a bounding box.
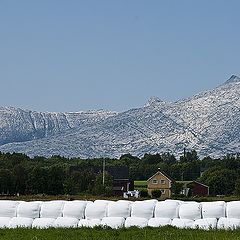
[0,227,239,240]
[134,180,147,190]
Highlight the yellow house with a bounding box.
[147,168,174,199]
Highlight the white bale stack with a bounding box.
[143,199,158,204]
[125,217,148,228]
[9,217,33,228]
[154,201,180,219]
[171,218,194,229]
[201,201,226,219]
[107,202,131,218]
[101,217,125,229]
[0,217,11,228]
[0,201,19,217]
[40,201,65,218]
[32,218,56,229]
[78,219,101,228]
[226,201,240,219]
[164,199,184,204]
[54,217,79,228]
[148,218,171,227]
[94,200,113,204]
[131,201,156,219]
[217,217,240,230]
[179,202,201,220]
[117,200,133,204]
[62,201,87,219]
[85,202,108,220]
[193,218,217,230]
[17,201,42,219]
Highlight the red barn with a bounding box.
[187,181,209,196]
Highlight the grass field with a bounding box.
[134,180,147,191]
[0,226,239,240]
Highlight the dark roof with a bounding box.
[99,166,129,179]
[192,181,209,188]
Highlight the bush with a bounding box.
[151,189,162,198]
[140,189,149,198]
[171,182,184,195]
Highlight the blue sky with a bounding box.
[0,0,240,112]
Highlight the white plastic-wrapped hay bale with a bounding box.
[171,218,194,229]
[62,201,88,219]
[32,218,56,229]
[85,202,107,220]
[130,201,156,219]
[154,201,179,219]
[9,217,33,228]
[226,201,240,219]
[0,217,11,228]
[125,217,148,228]
[164,199,184,204]
[148,218,171,227]
[40,201,65,218]
[201,201,226,219]
[179,202,201,220]
[17,201,42,219]
[94,200,113,204]
[101,217,125,229]
[217,217,240,230]
[107,202,131,218]
[78,219,101,228]
[143,199,158,204]
[0,201,19,217]
[54,217,79,228]
[193,218,217,230]
[117,200,133,204]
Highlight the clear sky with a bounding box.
[1,0,240,112]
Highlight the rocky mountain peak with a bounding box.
[224,75,240,85]
[144,96,166,107]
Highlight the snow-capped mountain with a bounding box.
[0,107,117,145]
[0,75,239,158]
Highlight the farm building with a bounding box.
[187,181,209,196]
[181,181,209,197]
[147,168,174,199]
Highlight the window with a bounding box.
[160,189,165,194]
[160,180,166,185]
[152,179,158,184]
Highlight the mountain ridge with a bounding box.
[0,76,239,158]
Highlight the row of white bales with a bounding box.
[0,199,240,230]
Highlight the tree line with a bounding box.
[0,150,239,196]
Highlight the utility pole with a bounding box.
[102,158,105,186]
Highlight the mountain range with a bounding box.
[0,75,239,158]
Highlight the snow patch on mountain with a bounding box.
[0,76,239,158]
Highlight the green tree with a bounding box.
[151,189,162,198]
[13,164,28,194]
[64,177,76,195]
[171,182,184,195]
[92,171,113,196]
[200,167,237,195]
[27,166,48,194]
[0,169,14,194]
[234,178,240,196]
[140,189,149,198]
[45,166,65,195]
